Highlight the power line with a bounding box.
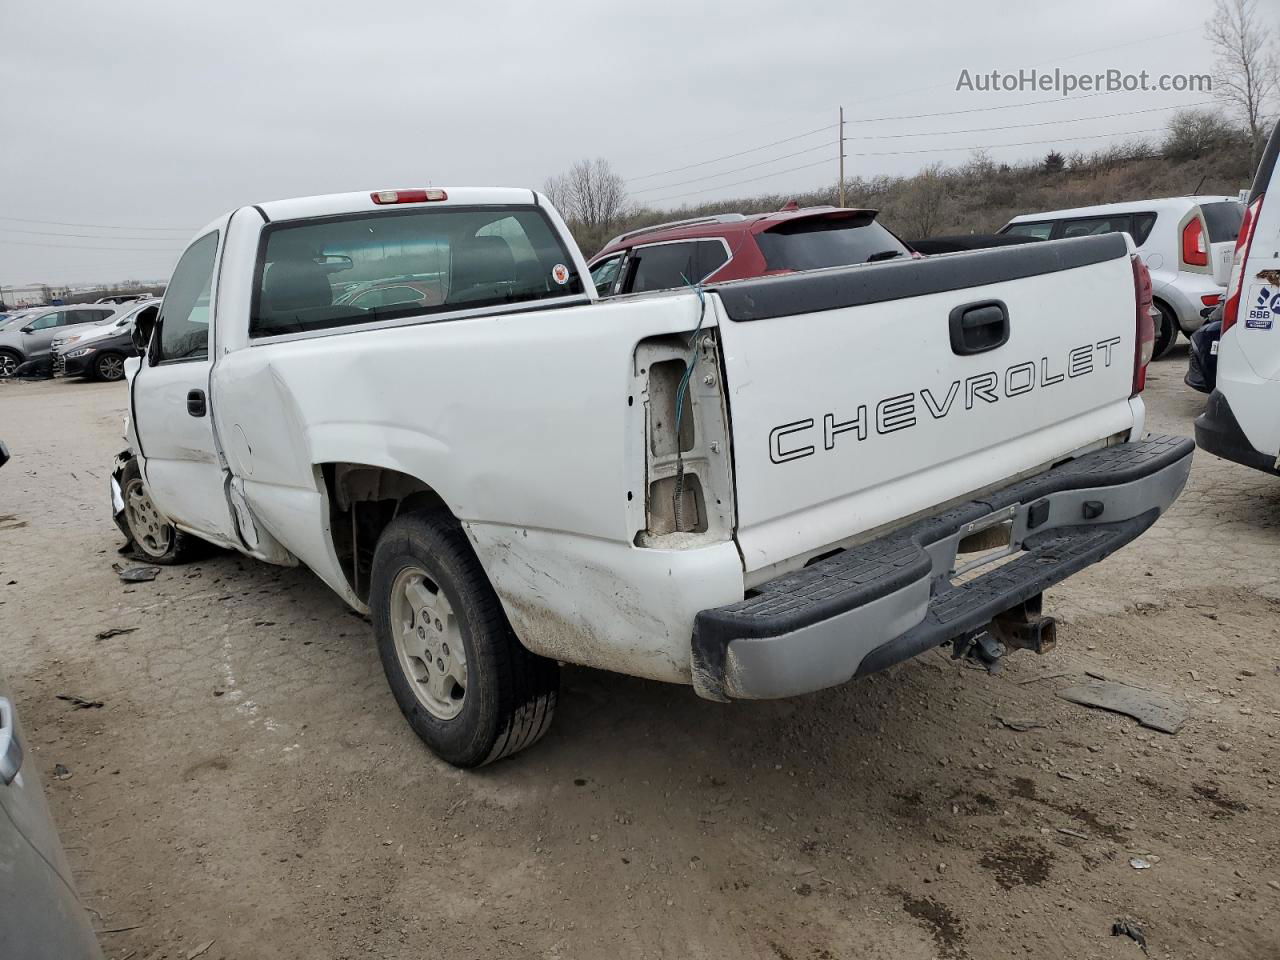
[0,226,198,242]
[624,88,1169,186]
[0,214,193,232]
[0,238,185,252]
[631,141,839,194]
[648,127,1164,206]
[626,124,837,182]
[635,102,1203,197]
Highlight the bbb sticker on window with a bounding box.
[1246,284,1280,329]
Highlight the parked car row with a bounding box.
[584,195,1245,365]
[0,299,156,381]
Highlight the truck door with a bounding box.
[131,226,242,549]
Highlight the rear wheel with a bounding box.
[370,510,558,767]
[1152,302,1179,360]
[93,352,126,382]
[0,350,20,379]
[120,458,204,564]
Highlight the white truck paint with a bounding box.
[115,186,1191,765]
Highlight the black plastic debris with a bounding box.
[56,694,104,710]
[1111,919,1149,954]
[95,627,138,640]
[112,563,160,583]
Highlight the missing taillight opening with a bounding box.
[1131,255,1155,395]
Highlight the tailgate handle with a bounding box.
[949,300,1009,355]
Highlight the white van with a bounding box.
[1195,123,1280,478]
[1001,196,1244,357]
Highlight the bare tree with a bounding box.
[544,158,627,227]
[892,163,957,239]
[1163,108,1245,160]
[1207,0,1279,167]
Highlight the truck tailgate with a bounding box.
[712,233,1139,573]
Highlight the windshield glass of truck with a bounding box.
[755,214,909,272]
[250,206,583,337]
[1199,201,1244,243]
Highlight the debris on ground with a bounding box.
[95,626,138,640]
[1056,681,1187,734]
[1111,919,1149,953]
[53,763,72,780]
[186,940,215,959]
[1129,857,1152,870]
[112,563,160,583]
[996,715,1044,731]
[56,694,104,709]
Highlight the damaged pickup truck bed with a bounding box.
[112,186,1191,767]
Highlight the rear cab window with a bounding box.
[250,205,583,338]
[755,215,909,271]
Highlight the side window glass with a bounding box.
[628,242,699,293]
[1059,216,1131,239]
[696,241,729,280]
[28,313,61,331]
[1131,213,1158,246]
[589,255,623,295]
[1004,222,1053,240]
[158,231,219,362]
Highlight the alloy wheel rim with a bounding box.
[0,355,16,378]
[390,565,467,720]
[124,478,172,558]
[99,355,125,380]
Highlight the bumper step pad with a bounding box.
[693,435,1194,699]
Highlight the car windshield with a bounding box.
[755,214,910,271]
[1200,201,1244,243]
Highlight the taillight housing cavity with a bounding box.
[371,188,447,205]
[1222,193,1264,333]
[1181,216,1208,267]
[1131,254,1155,396]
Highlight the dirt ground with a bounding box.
[1,346,1277,960]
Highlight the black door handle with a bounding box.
[187,389,207,417]
[949,300,1009,355]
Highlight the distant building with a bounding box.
[0,284,57,308]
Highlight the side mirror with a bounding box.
[132,311,157,356]
[19,325,32,334]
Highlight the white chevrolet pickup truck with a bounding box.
[112,187,1193,767]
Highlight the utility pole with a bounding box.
[838,106,846,207]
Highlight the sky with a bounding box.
[0,0,1261,286]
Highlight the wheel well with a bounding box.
[321,463,451,604]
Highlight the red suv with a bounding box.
[587,205,912,296]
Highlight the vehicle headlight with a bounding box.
[67,347,93,358]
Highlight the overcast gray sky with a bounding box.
[0,0,1248,286]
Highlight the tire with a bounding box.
[1152,302,1179,360]
[119,458,205,564]
[0,350,21,379]
[370,510,559,768]
[93,351,126,382]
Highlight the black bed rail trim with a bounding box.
[711,231,1129,322]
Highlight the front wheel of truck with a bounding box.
[370,510,559,768]
[119,458,206,564]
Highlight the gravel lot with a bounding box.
[1,347,1277,960]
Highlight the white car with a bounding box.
[1001,196,1244,358]
[1195,123,1280,477]
[111,186,1190,768]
